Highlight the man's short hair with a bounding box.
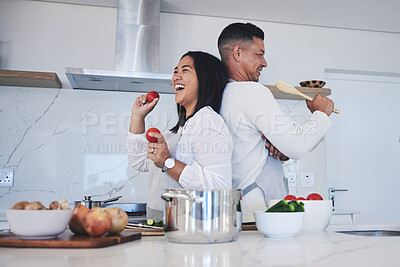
[217,22,264,62]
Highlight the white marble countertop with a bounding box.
[1,224,400,267]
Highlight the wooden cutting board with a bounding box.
[242,224,257,231]
[0,230,141,248]
[124,224,256,235]
[125,227,164,236]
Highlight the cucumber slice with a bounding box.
[147,219,155,226]
[288,200,304,212]
[266,204,295,212]
[154,220,163,227]
[296,202,305,212]
[288,202,296,211]
[265,200,304,212]
[266,199,288,212]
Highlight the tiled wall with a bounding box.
[0,87,177,209]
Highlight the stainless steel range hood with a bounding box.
[65,67,173,93]
[65,0,173,93]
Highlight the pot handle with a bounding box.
[161,192,195,202]
[102,195,122,204]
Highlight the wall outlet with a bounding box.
[299,172,315,188]
[0,168,14,188]
[287,172,297,188]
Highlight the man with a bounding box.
[218,22,334,222]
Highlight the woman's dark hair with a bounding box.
[170,51,228,133]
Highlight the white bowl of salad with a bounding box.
[254,211,304,238]
[270,193,332,231]
[254,199,305,238]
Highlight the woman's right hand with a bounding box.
[131,94,159,119]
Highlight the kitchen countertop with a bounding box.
[1,224,400,266]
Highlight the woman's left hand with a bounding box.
[147,132,172,168]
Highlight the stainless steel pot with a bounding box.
[161,189,242,244]
[74,195,122,209]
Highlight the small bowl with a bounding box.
[299,80,326,88]
[6,209,73,239]
[301,200,332,231]
[254,211,304,238]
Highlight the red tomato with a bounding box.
[146,128,160,143]
[284,195,297,201]
[306,193,323,200]
[297,197,306,200]
[146,91,159,103]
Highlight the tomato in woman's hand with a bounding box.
[146,91,159,103]
[146,128,160,143]
[297,197,306,200]
[306,193,323,200]
[284,195,297,201]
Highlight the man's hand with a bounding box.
[306,95,334,116]
[261,133,289,161]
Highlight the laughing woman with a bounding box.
[126,51,233,221]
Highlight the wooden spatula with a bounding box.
[275,81,340,114]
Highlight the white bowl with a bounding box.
[254,211,304,238]
[268,199,332,231]
[301,200,332,231]
[6,209,73,239]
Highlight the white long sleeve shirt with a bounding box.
[220,81,332,189]
[126,106,233,214]
[220,81,332,221]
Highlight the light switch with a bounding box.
[299,172,315,188]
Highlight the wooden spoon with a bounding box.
[275,81,340,114]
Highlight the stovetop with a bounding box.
[103,203,146,218]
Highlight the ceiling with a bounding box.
[33,0,400,33]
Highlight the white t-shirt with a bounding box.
[220,81,332,221]
[126,106,233,218]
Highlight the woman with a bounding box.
[126,51,233,221]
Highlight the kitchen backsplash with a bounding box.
[0,86,327,212]
[0,87,171,210]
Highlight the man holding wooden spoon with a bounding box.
[218,22,335,223]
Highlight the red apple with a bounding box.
[82,207,112,237]
[146,91,159,103]
[107,207,128,234]
[146,128,160,143]
[69,204,90,235]
[284,195,297,201]
[307,193,323,200]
